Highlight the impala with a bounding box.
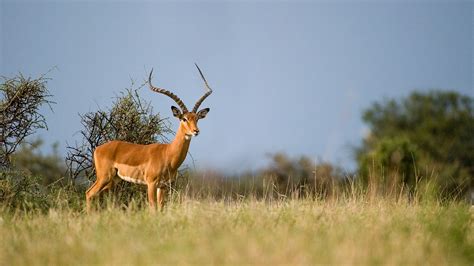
[86,64,212,211]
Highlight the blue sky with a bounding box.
[1,1,472,173]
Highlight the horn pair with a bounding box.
[148,64,212,113]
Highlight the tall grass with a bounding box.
[0,172,473,265]
[0,197,472,265]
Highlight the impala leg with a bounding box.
[86,181,99,212]
[86,167,116,213]
[86,179,109,212]
[157,187,168,211]
[147,182,157,210]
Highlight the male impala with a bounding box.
[86,64,212,211]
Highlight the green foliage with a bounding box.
[359,137,418,186]
[0,73,53,167]
[94,88,170,144]
[0,166,90,213]
[10,139,66,186]
[0,72,59,212]
[358,90,473,198]
[0,170,50,211]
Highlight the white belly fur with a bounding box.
[117,171,147,185]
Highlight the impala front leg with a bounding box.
[157,187,168,211]
[147,182,157,210]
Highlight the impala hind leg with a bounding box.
[86,167,116,212]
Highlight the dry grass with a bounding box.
[0,198,472,265]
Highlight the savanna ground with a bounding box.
[1,194,472,265]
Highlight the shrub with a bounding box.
[10,139,66,186]
[0,169,50,211]
[0,72,53,168]
[358,136,419,194]
[357,90,473,198]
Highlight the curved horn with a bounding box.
[148,68,188,113]
[192,63,213,113]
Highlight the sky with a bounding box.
[1,1,472,173]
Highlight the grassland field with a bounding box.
[0,197,473,266]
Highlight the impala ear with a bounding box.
[171,106,182,118]
[197,108,210,119]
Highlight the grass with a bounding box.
[0,197,472,265]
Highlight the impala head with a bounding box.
[149,64,212,139]
[171,106,209,138]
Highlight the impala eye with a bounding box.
[182,118,187,122]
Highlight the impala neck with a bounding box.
[168,123,192,168]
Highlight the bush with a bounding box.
[0,72,53,168]
[0,169,50,211]
[357,90,473,199]
[358,136,419,194]
[10,139,66,186]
